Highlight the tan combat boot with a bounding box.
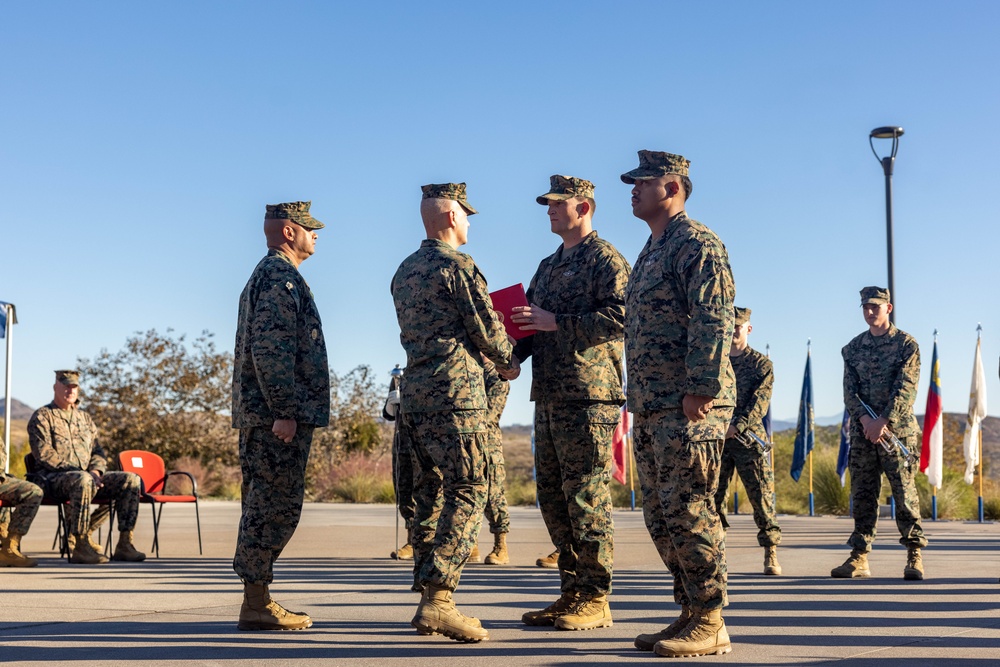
[391,543,414,560]
[763,545,782,575]
[554,593,612,631]
[410,584,488,642]
[653,608,731,657]
[66,532,103,553]
[521,591,579,626]
[634,606,692,650]
[831,549,870,578]
[903,547,924,580]
[536,549,559,569]
[238,583,312,631]
[69,533,109,564]
[112,530,147,562]
[0,533,39,568]
[468,544,481,563]
[484,533,509,565]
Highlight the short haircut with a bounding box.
[680,176,693,201]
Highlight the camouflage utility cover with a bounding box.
[731,345,773,438]
[390,239,513,412]
[860,286,890,305]
[264,201,325,230]
[536,174,595,205]
[55,370,79,386]
[514,231,630,403]
[734,307,751,326]
[625,212,736,412]
[421,182,477,215]
[621,149,690,183]
[842,323,920,439]
[232,249,331,427]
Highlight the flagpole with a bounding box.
[3,303,14,474]
[976,324,984,523]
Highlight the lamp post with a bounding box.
[869,126,904,324]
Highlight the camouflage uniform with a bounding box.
[0,448,42,536]
[232,227,330,585]
[482,363,510,535]
[714,345,780,547]
[27,402,141,535]
[843,322,926,552]
[624,207,736,612]
[514,222,630,598]
[391,190,514,592]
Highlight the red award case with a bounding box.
[489,283,533,340]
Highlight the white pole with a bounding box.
[3,304,13,474]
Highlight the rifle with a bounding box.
[854,394,918,465]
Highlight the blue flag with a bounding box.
[836,409,851,486]
[790,350,815,481]
[763,403,773,443]
[0,301,16,339]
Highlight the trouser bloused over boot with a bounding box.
[233,425,313,584]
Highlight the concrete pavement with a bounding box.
[2,502,999,665]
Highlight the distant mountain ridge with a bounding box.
[0,397,34,420]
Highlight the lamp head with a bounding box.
[870,126,904,139]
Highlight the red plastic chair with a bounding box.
[118,450,202,557]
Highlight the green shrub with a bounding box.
[983,495,1000,521]
[505,476,537,506]
[813,455,850,516]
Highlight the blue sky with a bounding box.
[2,1,998,427]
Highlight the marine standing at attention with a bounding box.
[391,182,517,643]
[713,307,782,575]
[621,150,736,658]
[511,175,630,632]
[232,201,330,631]
[833,286,926,580]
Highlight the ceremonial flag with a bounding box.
[611,405,631,485]
[790,349,814,482]
[763,403,773,444]
[962,335,987,484]
[0,301,16,338]
[763,345,773,443]
[836,409,851,486]
[921,338,944,488]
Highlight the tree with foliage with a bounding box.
[309,365,391,491]
[78,328,393,498]
[77,329,237,468]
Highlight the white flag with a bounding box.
[962,337,987,484]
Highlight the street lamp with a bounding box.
[869,125,904,324]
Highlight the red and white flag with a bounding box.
[920,338,943,488]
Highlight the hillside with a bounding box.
[0,397,34,420]
[0,417,30,476]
